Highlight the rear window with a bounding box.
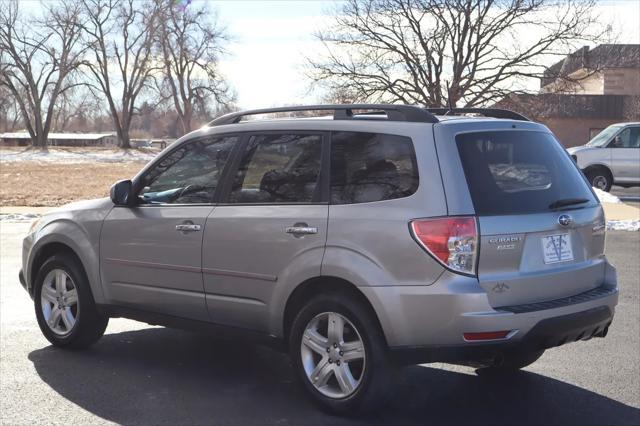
[456,131,597,215]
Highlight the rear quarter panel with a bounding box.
[321,123,448,288]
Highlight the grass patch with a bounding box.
[1,161,146,207]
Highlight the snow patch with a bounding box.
[593,187,622,204]
[0,148,158,164]
[0,213,41,222]
[607,219,640,232]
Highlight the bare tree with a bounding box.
[157,1,233,135]
[309,0,610,107]
[52,85,100,132]
[79,0,159,148]
[0,85,22,132]
[0,0,85,147]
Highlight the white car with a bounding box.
[568,122,640,191]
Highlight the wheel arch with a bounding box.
[583,163,613,176]
[30,242,84,296]
[282,276,388,347]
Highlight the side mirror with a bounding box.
[613,135,622,147]
[110,180,134,206]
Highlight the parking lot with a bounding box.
[1,221,638,425]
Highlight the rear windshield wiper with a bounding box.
[548,198,590,210]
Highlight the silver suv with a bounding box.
[20,105,618,414]
[568,122,640,192]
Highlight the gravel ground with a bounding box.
[0,222,638,425]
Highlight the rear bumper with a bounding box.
[390,305,613,365]
[359,261,618,355]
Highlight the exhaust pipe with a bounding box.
[594,324,610,338]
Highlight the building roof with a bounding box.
[542,44,640,88]
[0,132,115,140]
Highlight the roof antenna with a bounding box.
[445,80,453,115]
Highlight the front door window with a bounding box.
[140,136,237,204]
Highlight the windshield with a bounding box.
[586,125,621,147]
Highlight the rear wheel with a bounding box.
[34,254,108,349]
[477,349,545,375]
[289,293,393,415]
[585,167,612,192]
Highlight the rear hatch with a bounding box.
[442,125,606,308]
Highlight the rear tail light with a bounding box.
[410,216,478,276]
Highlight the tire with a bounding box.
[477,349,545,375]
[585,167,612,192]
[288,292,394,415]
[34,253,108,349]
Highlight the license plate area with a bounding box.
[542,233,574,264]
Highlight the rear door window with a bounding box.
[227,133,323,203]
[330,132,418,204]
[456,131,597,215]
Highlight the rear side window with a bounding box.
[456,131,597,216]
[330,132,418,204]
[228,133,322,203]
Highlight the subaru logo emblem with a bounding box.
[558,214,572,227]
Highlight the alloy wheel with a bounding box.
[40,269,79,335]
[300,312,366,399]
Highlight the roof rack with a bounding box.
[208,104,440,126]
[425,108,530,121]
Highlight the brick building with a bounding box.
[496,44,640,147]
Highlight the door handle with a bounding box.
[285,225,318,235]
[176,223,201,233]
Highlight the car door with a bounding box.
[202,132,328,332]
[609,126,640,183]
[100,135,237,320]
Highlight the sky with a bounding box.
[212,0,640,109]
[23,0,640,110]
[213,1,339,109]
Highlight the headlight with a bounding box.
[28,217,42,234]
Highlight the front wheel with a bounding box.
[34,253,109,349]
[289,293,394,415]
[585,168,612,192]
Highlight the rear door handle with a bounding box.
[176,223,201,233]
[285,225,318,235]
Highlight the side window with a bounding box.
[628,127,640,148]
[330,132,419,204]
[612,128,640,148]
[228,133,323,203]
[139,136,237,204]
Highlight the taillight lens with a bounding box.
[410,217,478,276]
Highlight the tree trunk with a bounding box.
[120,131,131,149]
[180,112,191,136]
[33,134,47,148]
[114,125,130,149]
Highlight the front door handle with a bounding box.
[285,223,318,236]
[176,223,201,233]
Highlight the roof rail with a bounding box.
[208,104,440,126]
[425,108,530,121]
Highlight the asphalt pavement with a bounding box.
[1,222,639,425]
